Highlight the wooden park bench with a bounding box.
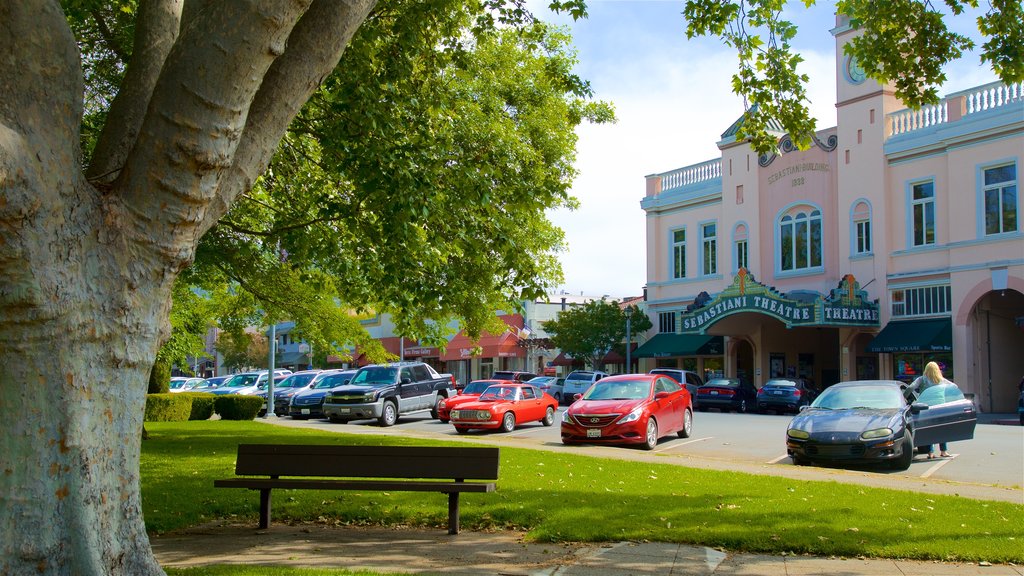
[214,444,499,534]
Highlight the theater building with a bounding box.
[637,17,1023,411]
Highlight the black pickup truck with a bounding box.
[322,362,456,426]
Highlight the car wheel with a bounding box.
[792,454,810,466]
[454,426,469,434]
[553,393,561,404]
[643,418,659,450]
[678,408,693,438]
[500,412,516,433]
[738,399,747,413]
[439,418,449,424]
[379,400,398,427]
[541,406,555,427]
[892,432,914,471]
[430,395,444,420]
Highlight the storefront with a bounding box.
[440,314,526,385]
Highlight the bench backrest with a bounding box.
[233,444,499,480]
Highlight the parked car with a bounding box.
[756,378,816,414]
[696,378,757,413]
[194,375,228,390]
[786,379,977,470]
[491,370,538,383]
[322,362,457,426]
[169,377,206,393]
[206,371,263,396]
[525,376,565,403]
[562,370,609,403]
[449,383,558,433]
[561,374,692,450]
[649,369,704,408]
[256,370,321,416]
[436,379,502,423]
[288,369,357,419]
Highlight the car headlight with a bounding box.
[616,406,644,425]
[363,392,376,401]
[561,410,570,422]
[787,429,810,439]
[860,427,893,440]
[439,399,447,408]
[478,410,493,420]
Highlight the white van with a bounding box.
[562,370,608,403]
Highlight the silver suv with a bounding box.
[562,370,608,403]
[649,369,703,407]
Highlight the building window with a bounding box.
[733,223,749,272]
[658,312,676,333]
[852,201,872,255]
[911,181,935,246]
[671,229,686,279]
[779,208,822,272]
[701,222,717,276]
[891,285,952,317]
[983,163,1017,235]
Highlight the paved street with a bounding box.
[260,406,1024,503]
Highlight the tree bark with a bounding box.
[0,1,376,574]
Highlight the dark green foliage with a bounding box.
[148,360,171,394]
[543,302,652,369]
[144,394,192,422]
[214,396,264,421]
[182,393,217,421]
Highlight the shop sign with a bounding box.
[679,269,879,333]
[404,346,435,356]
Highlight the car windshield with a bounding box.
[223,374,259,388]
[526,377,553,385]
[313,373,353,389]
[565,373,593,383]
[706,379,740,388]
[169,379,187,389]
[811,385,903,410]
[277,373,317,388]
[350,367,398,385]
[478,385,519,401]
[462,381,495,395]
[582,379,650,401]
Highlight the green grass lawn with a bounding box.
[143,421,1024,564]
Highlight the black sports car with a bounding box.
[786,380,976,470]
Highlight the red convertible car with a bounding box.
[449,383,558,433]
[436,379,503,423]
[561,373,693,450]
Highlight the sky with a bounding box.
[529,0,1001,299]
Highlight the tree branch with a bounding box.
[86,0,183,184]
[208,0,379,225]
[90,7,130,63]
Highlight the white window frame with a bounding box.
[890,284,952,318]
[909,179,936,247]
[671,228,686,280]
[981,162,1018,236]
[776,205,823,275]
[701,221,718,276]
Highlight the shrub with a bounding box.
[148,360,171,394]
[181,393,216,421]
[145,394,192,422]
[214,395,264,420]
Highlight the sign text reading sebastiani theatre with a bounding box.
[678,270,879,333]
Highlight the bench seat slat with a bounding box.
[213,478,495,492]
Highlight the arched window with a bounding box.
[778,207,822,272]
[733,223,749,272]
[851,201,872,255]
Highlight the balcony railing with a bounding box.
[887,80,1023,138]
[657,158,721,193]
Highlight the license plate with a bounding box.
[261,403,267,410]
[586,428,602,438]
[301,408,311,415]
[773,391,784,395]
[710,391,719,395]
[340,408,350,414]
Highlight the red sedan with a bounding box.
[436,379,503,423]
[561,373,693,450]
[449,383,558,433]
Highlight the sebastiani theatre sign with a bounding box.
[680,269,879,333]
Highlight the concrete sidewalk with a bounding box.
[151,523,1023,575]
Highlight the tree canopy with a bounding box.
[682,0,1024,153]
[542,300,651,369]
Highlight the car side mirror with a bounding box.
[655,391,672,400]
[401,377,412,385]
[798,405,810,412]
[910,402,929,413]
[574,393,582,401]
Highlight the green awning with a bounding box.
[866,318,952,353]
[634,334,723,358]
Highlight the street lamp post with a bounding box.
[266,323,276,418]
[624,306,634,374]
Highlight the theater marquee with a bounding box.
[679,269,879,333]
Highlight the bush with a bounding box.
[145,394,192,422]
[148,360,171,394]
[180,393,216,421]
[214,395,264,420]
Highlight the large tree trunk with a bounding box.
[0,1,376,574]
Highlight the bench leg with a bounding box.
[447,492,460,535]
[259,488,272,529]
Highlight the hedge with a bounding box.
[214,395,264,420]
[144,394,192,422]
[179,393,216,421]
